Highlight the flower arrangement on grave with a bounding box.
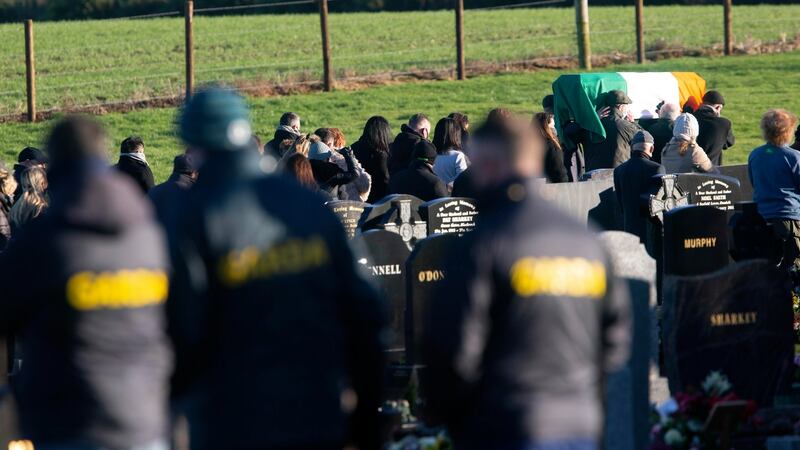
[793,291,800,344]
[649,372,756,450]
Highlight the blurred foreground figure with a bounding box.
[424,114,631,450]
[168,87,387,450]
[0,116,172,450]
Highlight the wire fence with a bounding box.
[0,1,798,122]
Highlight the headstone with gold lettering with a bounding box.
[663,205,730,276]
[404,233,460,364]
[326,200,369,239]
[353,229,411,362]
[418,198,478,236]
[662,260,793,405]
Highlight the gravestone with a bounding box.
[729,201,781,264]
[600,231,658,450]
[663,205,730,276]
[352,230,412,362]
[418,198,478,236]
[649,173,743,222]
[326,200,369,238]
[718,164,754,202]
[358,194,427,249]
[580,168,615,182]
[537,178,621,230]
[404,233,460,365]
[663,260,793,405]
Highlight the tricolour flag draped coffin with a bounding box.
[552,72,707,147]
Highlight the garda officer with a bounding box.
[584,90,642,171]
[167,87,387,450]
[0,116,172,450]
[423,114,631,450]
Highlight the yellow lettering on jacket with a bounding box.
[218,235,330,288]
[510,257,606,299]
[66,269,168,311]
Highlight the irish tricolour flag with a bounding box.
[552,72,707,145]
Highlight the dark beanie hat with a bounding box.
[703,90,725,106]
[18,146,47,164]
[173,154,193,174]
[413,140,437,161]
[542,94,554,110]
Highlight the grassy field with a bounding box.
[0,5,798,115]
[1,51,798,181]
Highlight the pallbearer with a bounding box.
[423,114,631,450]
[0,116,172,450]
[168,87,387,450]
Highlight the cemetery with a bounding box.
[329,163,799,449]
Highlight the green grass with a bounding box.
[0,5,798,115]
[1,51,798,182]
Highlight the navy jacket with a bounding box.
[423,179,630,449]
[0,162,172,449]
[167,150,387,450]
[613,151,665,242]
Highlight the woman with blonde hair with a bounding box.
[9,166,48,232]
[661,113,715,174]
[748,109,800,268]
[0,162,16,248]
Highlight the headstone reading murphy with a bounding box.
[662,205,730,276]
[600,231,657,450]
[662,260,793,405]
[404,233,461,365]
[326,200,369,239]
[352,229,411,362]
[358,194,427,249]
[418,197,478,236]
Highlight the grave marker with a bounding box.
[352,229,411,362]
[537,178,620,230]
[418,198,478,236]
[663,260,793,405]
[326,200,368,238]
[663,205,730,276]
[358,194,427,249]
[404,233,460,364]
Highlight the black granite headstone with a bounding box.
[418,198,478,236]
[729,201,782,264]
[537,178,621,230]
[358,194,427,248]
[404,233,460,365]
[353,229,412,362]
[326,200,369,239]
[663,205,730,276]
[663,260,793,405]
[718,164,754,202]
[649,173,743,222]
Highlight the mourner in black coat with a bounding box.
[114,136,155,194]
[388,141,448,201]
[694,91,735,166]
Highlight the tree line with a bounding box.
[0,0,793,23]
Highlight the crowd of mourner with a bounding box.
[0,84,799,450]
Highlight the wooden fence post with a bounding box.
[185,0,194,99]
[24,19,36,122]
[635,0,645,63]
[575,0,591,69]
[723,0,733,56]
[319,0,333,91]
[455,0,465,80]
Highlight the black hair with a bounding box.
[279,112,300,127]
[120,136,144,154]
[360,116,393,154]
[314,128,335,144]
[432,117,462,154]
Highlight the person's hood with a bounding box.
[48,160,153,235]
[119,152,149,166]
[400,124,424,139]
[273,125,300,141]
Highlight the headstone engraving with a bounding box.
[663,205,730,276]
[326,200,368,238]
[600,231,658,450]
[649,173,743,222]
[352,230,411,362]
[358,194,427,249]
[649,174,689,223]
[418,198,478,236]
[404,233,460,364]
[663,260,793,405]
